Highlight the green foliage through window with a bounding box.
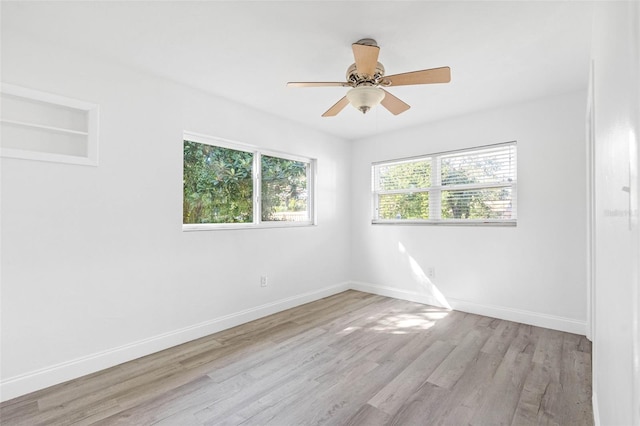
[261,156,309,222]
[378,192,430,220]
[183,141,253,224]
[183,137,313,227]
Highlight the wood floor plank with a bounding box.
[90,376,216,425]
[469,323,541,426]
[427,327,492,389]
[220,375,322,425]
[368,339,455,415]
[387,381,451,426]
[440,312,483,345]
[511,328,565,425]
[0,399,38,424]
[210,290,364,344]
[481,318,521,356]
[192,343,344,423]
[38,335,225,413]
[253,359,392,426]
[344,403,391,426]
[511,362,562,426]
[0,291,593,426]
[205,326,326,384]
[557,333,593,426]
[320,295,395,335]
[429,351,504,425]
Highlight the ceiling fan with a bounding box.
[287,38,451,117]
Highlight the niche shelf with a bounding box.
[1,83,99,166]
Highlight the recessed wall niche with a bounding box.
[0,83,99,166]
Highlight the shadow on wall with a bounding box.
[398,242,452,309]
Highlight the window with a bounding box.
[372,142,517,225]
[183,132,315,230]
[261,155,310,222]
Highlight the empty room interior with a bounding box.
[1,1,639,425]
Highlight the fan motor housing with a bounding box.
[346,62,386,85]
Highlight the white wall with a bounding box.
[350,91,588,333]
[591,2,640,425]
[0,35,352,400]
[3,6,624,411]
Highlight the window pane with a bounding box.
[441,187,514,219]
[377,192,430,220]
[183,140,253,224]
[377,159,431,191]
[372,142,516,224]
[261,155,309,222]
[441,146,516,186]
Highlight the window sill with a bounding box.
[371,219,517,227]
[183,221,316,232]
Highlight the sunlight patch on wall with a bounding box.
[398,242,452,309]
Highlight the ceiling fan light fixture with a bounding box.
[346,86,385,114]
[288,39,450,117]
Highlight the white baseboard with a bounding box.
[348,281,587,335]
[349,281,450,309]
[447,297,587,335]
[1,280,587,402]
[0,282,350,402]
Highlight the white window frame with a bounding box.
[372,141,517,226]
[183,131,316,231]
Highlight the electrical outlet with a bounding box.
[427,267,435,279]
[260,275,268,287]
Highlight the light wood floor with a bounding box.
[0,290,593,425]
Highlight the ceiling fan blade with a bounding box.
[322,96,350,117]
[380,89,410,115]
[287,82,351,88]
[385,67,451,86]
[352,43,380,78]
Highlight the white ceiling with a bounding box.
[2,1,595,140]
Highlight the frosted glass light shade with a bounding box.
[346,86,385,114]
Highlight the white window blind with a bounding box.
[372,142,517,225]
